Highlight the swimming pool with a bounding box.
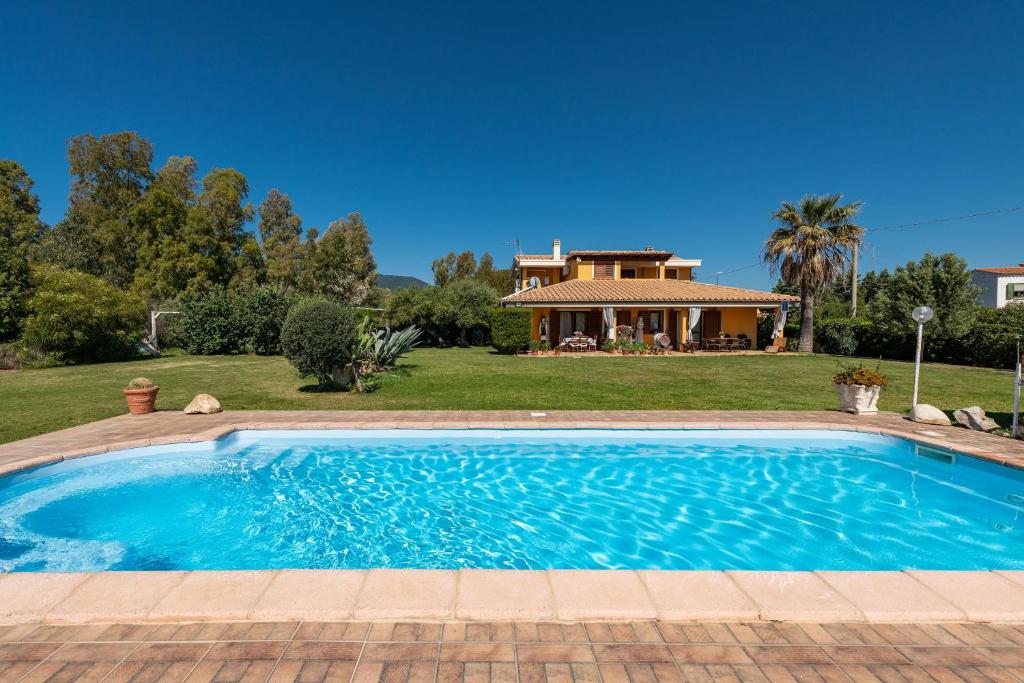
[1,429,1022,572]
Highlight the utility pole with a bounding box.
[850,244,859,317]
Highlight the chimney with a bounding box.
[645,245,654,252]
[552,239,561,260]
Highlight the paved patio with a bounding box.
[3,619,1024,683]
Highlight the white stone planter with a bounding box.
[835,383,882,415]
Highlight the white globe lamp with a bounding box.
[911,306,934,407]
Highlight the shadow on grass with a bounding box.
[297,383,348,394]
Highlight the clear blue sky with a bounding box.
[2,1,1021,288]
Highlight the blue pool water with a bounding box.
[1,429,1023,572]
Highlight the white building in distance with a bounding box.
[972,266,1024,308]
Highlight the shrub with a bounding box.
[280,298,358,390]
[833,364,890,387]
[816,318,870,356]
[20,266,147,363]
[238,285,294,355]
[180,288,246,355]
[489,308,531,354]
[0,342,21,370]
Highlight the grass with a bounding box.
[0,347,1017,444]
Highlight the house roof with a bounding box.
[565,249,675,259]
[975,267,1024,275]
[502,279,798,306]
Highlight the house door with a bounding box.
[669,310,679,348]
[616,310,631,327]
[702,310,722,338]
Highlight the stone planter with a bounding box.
[124,387,159,415]
[835,383,881,415]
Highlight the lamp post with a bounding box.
[911,306,934,408]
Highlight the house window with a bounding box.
[572,312,587,334]
[1007,283,1024,300]
[665,268,678,279]
[649,311,662,333]
[621,268,636,279]
[595,262,614,279]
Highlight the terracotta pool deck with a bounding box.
[3,410,1024,640]
[5,619,1024,683]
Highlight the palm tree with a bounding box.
[762,194,864,352]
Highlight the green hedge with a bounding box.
[490,307,531,354]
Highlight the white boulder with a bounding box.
[953,406,998,432]
[909,404,951,426]
[184,393,222,415]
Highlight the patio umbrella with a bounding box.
[687,307,702,342]
[634,316,644,343]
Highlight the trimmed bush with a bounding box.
[20,266,147,363]
[490,307,532,354]
[180,288,246,355]
[280,298,358,389]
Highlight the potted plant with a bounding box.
[124,377,159,415]
[833,364,889,415]
[529,340,541,356]
[540,341,551,355]
[601,339,615,354]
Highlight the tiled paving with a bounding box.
[2,620,1024,682]
[3,409,1024,477]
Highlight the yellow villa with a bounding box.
[501,239,797,351]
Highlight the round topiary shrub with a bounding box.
[280,298,358,390]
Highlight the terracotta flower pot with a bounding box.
[124,387,159,415]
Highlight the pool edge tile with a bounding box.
[353,569,457,620]
[904,570,1024,622]
[815,571,967,622]
[148,570,278,621]
[637,570,759,621]
[250,569,366,621]
[549,570,657,621]
[45,571,188,624]
[726,571,865,622]
[455,569,555,620]
[0,573,90,624]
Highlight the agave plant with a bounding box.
[334,319,422,392]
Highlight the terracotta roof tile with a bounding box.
[975,267,1024,275]
[566,249,674,259]
[502,279,797,305]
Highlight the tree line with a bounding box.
[0,131,385,363]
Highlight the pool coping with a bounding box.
[2,410,1024,625]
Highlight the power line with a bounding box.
[866,205,1024,232]
[712,204,1024,282]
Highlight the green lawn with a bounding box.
[0,347,1017,444]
